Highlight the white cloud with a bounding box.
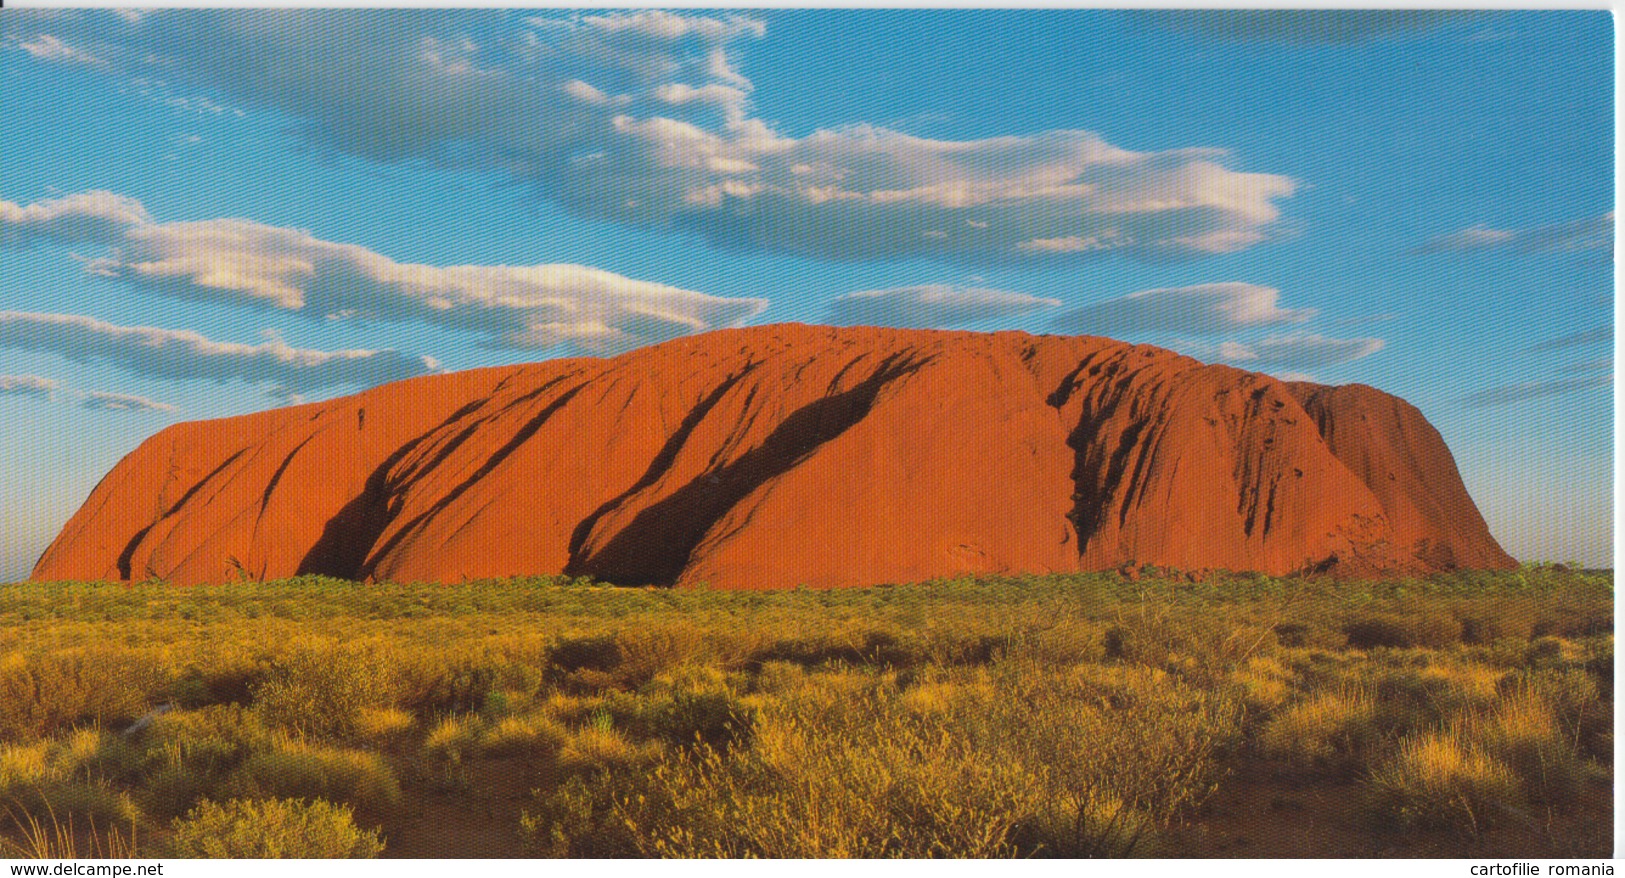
[0,374,58,400]
[827,285,1061,329]
[17,33,105,67]
[570,124,1295,261]
[1215,333,1385,369]
[1462,373,1611,408]
[1051,282,1315,336]
[4,191,769,353]
[0,190,151,246]
[570,10,765,43]
[1418,213,1613,254]
[3,10,1297,263]
[0,311,439,398]
[80,391,177,413]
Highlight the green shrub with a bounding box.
[165,798,383,858]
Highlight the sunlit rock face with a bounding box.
[34,324,1514,589]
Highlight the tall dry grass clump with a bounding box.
[1260,685,1380,776]
[0,800,139,859]
[1366,731,1523,836]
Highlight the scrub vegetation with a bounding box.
[0,566,1610,858]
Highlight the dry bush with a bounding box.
[164,797,383,858]
[1009,663,1240,836]
[1498,668,1609,762]
[599,664,1239,858]
[422,713,485,765]
[1343,616,1418,650]
[521,774,639,858]
[1458,612,1533,646]
[218,735,402,815]
[129,705,276,819]
[0,741,49,790]
[253,641,395,740]
[610,687,1044,858]
[604,666,756,749]
[1003,618,1103,665]
[1369,663,1502,729]
[0,649,167,741]
[353,707,415,746]
[614,624,710,688]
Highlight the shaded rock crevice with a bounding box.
[568,351,929,585]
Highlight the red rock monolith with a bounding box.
[32,325,1516,588]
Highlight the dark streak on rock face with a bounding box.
[33,324,1516,589]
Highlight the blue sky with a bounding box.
[0,9,1613,579]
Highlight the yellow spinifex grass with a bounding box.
[0,569,1609,858]
[1367,731,1523,836]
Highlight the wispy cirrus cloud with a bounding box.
[1050,283,1315,336]
[0,372,179,413]
[1416,213,1613,255]
[827,285,1060,329]
[80,391,177,413]
[1215,333,1385,369]
[1562,357,1611,374]
[1462,373,1611,409]
[0,311,439,399]
[1525,325,1610,353]
[0,191,768,354]
[2,10,1297,263]
[0,374,58,400]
